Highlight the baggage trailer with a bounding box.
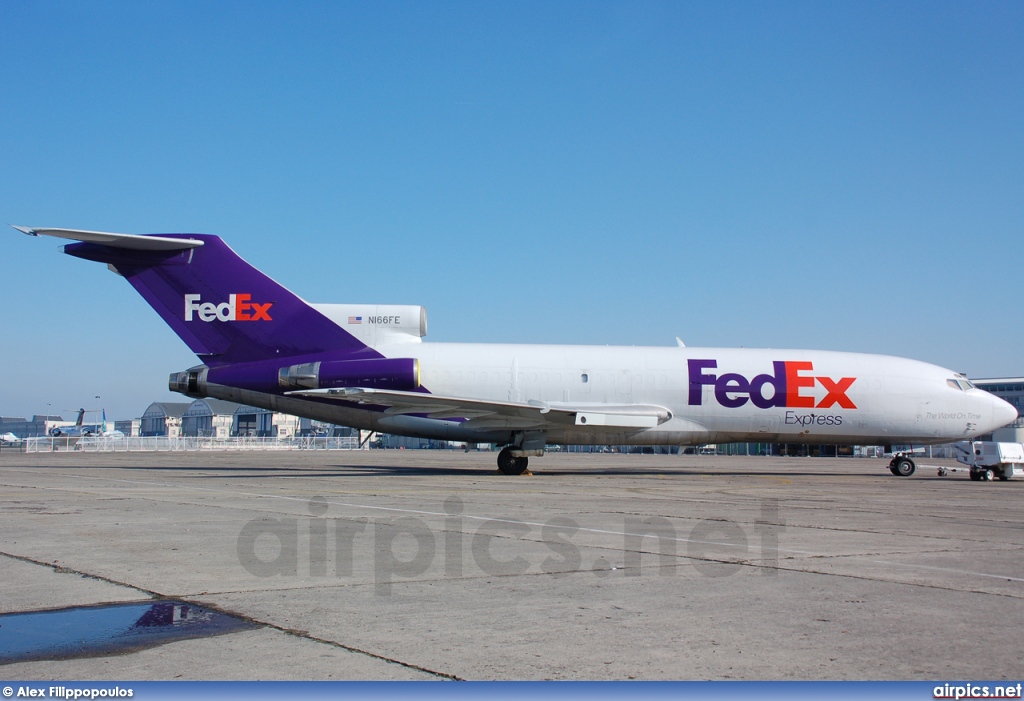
[948,441,1024,481]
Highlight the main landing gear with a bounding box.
[497,446,529,475]
[889,455,916,477]
[495,431,546,475]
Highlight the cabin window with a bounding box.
[581,373,589,383]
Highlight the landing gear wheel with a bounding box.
[889,466,900,476]
[497,447,529,475]
[970,470,981,481]
[892,457,916,477]
[982,469,995,482]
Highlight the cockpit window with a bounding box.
[947,379,961,390]
[948,378,974,391]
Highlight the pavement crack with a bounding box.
[178,596,462,681]
[0,550,161,598]
[0,551,461,680]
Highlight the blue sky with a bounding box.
[2,1,1022,421]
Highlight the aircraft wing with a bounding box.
[289,387,673,431]
[12,226,203,251]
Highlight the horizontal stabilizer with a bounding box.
[12,226,203,251]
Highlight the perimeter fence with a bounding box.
[18,436,364,453]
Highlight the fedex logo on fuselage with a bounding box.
[688,359,856,409]
[184,294,273,322]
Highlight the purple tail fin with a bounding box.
[64,234,369,365]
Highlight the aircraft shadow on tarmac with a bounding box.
[93,464,880,479]
[11,462,888,479]
[310,465,879,478]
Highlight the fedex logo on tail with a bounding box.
[688,359,856,409]
[184,294,273,322]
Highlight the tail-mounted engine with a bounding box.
[278,358,420,391]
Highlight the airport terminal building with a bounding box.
[0,415,73,438]
[140,399,313,439]
[140,402,191,438]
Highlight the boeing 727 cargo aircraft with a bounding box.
[15,226,1017,475]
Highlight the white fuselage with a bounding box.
[352,342,1012,446]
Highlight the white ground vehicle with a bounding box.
[949,441,1024,481]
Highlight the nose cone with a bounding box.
[992,395,1019,429]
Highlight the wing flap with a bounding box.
[575,412,661,428]
[289,387,673,430]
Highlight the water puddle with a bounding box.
[0,600,258,664]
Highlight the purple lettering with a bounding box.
[715,373,750,408]
[749,361,788,409]
[688,359,717,406]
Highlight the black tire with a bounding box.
[969,470,981,481]
[983,469,995,482]
[893,457,916,477]
[497,447,528,475]
[889,466,900,476]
